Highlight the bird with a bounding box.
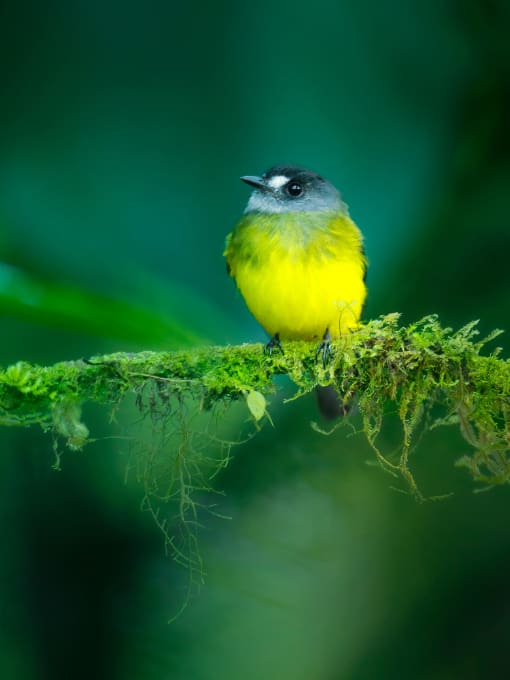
[224,164,367,418]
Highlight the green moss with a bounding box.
[52,400,90,451]
[2,313,509,584]
[0,314,509,499]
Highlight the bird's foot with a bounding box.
[264,333,284,357]
[316,329,334,368]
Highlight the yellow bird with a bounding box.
[224,165,367,417]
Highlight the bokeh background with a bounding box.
[1,1,510,678]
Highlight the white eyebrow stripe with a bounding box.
[266,175,289,189]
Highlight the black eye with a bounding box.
[287,181,303,197]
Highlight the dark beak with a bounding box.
[240,175,267,190]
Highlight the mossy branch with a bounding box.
[1,314,509,496]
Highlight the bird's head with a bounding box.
[241,165,346,215]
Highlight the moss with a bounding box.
[2,313,509,586]
[52,400,90,451]
[0,314,509,498]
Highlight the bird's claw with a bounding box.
[316,330,334,368]
[264,333,284,357]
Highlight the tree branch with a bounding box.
[1,314,509,493]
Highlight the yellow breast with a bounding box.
[225,211,367,340]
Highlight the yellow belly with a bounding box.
[226,212,367,340]
[234,256,365,339]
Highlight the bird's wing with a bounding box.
[223,232,235,277]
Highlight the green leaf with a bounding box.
[245,390,267,422]
[0,262,205,347]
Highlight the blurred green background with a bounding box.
[1,1,510,678]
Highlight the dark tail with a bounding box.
[315,385,352,420]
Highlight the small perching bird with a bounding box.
[224,164,367,418]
